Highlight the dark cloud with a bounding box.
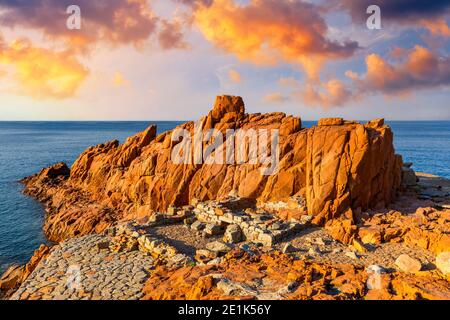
[338,0,450,23]
[175,0,213,8]
[0,0,158,49]
[158,20,189,50]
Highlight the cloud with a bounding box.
[420,19,450,37]
[0,0,159,51]
[297,79,354,108]
[338,0,450,35]
[194,0,359,78]
[0,37,89,99]
[354,45,450,95]
[158,19,189,50]
[339,0,450,23]
[263,92,289,103]
[228,69,241,83]
[275,75,355,108]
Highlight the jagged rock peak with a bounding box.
[211,95,245,121]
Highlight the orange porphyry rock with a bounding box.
[22,96,402,242]
[0,244,50,297]
[358,207,450,254]
[142,251,369,300]
[141,250,450,300]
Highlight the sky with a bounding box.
[0,0,449,121]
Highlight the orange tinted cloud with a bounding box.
[158,19,190,50]
[263,92,289,103]
[298,79,353,108]
[194,0,358,78]
[0,38,89,99]
[420,19,450,37]
[356,45,450,95]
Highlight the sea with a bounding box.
[0,121,449,273]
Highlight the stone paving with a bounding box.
[10,234,155,300]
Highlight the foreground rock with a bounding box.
[395,254,422,273]
[142,250,450,300]
[436,252,450,276]
[0,245,50,299]
[10,234,154,300]
[21,95,402,244]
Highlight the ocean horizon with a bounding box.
[0,120,449,273]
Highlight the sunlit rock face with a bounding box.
[21,96,402,242]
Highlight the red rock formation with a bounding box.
[142,250,450,300]
[22,96,402,242]
[358,207,450,254]
[0,245,50,298]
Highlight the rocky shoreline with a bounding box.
[1,96,449,300]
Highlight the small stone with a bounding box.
[282,243,296,254]
[395,254,422,273]
[359,227,382,245]
[191,220,205,232]
[206,241,233,254]
[352,239,368,253]
[270,222,282,231]
[183,217,196,225]
[207,258,222,265]
[300,215,313,224]
[436,252,450,276]
[223,224,243,244]
[131,231,140,238]
[204,223,223,236]
[150,213,164,223]
[308,247,321,255]
[258,233,274,247]
[97,241,110,250]
[314,237,326,246]
[345,251,359,260]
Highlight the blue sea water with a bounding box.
[0,121,182,273]
[0,121,449,273]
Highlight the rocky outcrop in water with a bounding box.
[22,96,403,243]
